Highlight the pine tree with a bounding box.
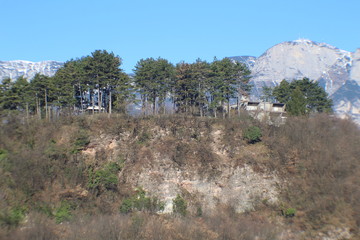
[272,78,333,115]
[192,59,211,117]
[287,86,307,116]
[0,78,15,111]
[85,50,126,113]
[30,74,54,119]
[209,58,251,118]
[134,58,175,115]
[273,80,291,103]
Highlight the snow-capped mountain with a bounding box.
[0,60,63,81]
[231,39,360,125]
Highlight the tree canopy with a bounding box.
[1,53,252,119]
[272,78,333,115]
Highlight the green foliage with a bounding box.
[134,57,175,114]
[272,80,291,103]
[173,60,211,115]
[85,50,132,113]
[209,58,251,117]
[119,198,134,214]
[287,86,306,116]
[87,162,121,191]
[0,148,10,171]
[173,194,187,216]
[0,206,26,227]
[196,206,203,217]
[0,76,33,112]
[285,208,296,217]
[54,201,72,223]
[35,202,53,217]
[243,126,262,144]
[71,130,90,153]
[272,78,333,114]
[119,187,165,214]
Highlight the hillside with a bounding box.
[0,113,359,240]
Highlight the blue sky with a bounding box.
[1,0,359,73]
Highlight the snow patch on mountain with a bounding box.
[0,60,63,81]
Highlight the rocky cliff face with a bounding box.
[82,124,280,215]
[0,60,63,81]
[231,39,360,124]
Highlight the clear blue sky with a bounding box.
[1,0,359,73]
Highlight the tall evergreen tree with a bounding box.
[0,78,16,111]
[52,58,86,111]
[287,86,307,116]
[272,80,291,103]
[174,62,197,113]
[134,58,175,115]
[84,50,126,113]
[209,58,251,118]
[272,77,333,115]
[30,74,55,119]
[192,59,211,117]
[172,59,211,116]
[12,76,32,117]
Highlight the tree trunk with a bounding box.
[222,100,225,119]
[227,98,230,118]
[79,84,84,113]
[45,89,48,120]
[109,90,112,116]
[98,88,101,113]
[26,102,29,121]
[36,96,41,120]
[153,95,156,115]
[73,85,76,114]
[92,91,95,115]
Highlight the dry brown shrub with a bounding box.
[264,114,360,232]
[5,213,59,240]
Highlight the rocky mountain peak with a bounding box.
[252,39,352,92]
[231,39,359,125]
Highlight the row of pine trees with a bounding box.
[0,49,333,119]
[0,50,252,119]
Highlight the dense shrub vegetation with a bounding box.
[243,125,262,143]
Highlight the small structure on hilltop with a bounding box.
[85,105,106,113]
[244,102,286,113]
[234,100,287,125]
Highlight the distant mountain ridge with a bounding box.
[230,39,360,125]
[0,60,63,81]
